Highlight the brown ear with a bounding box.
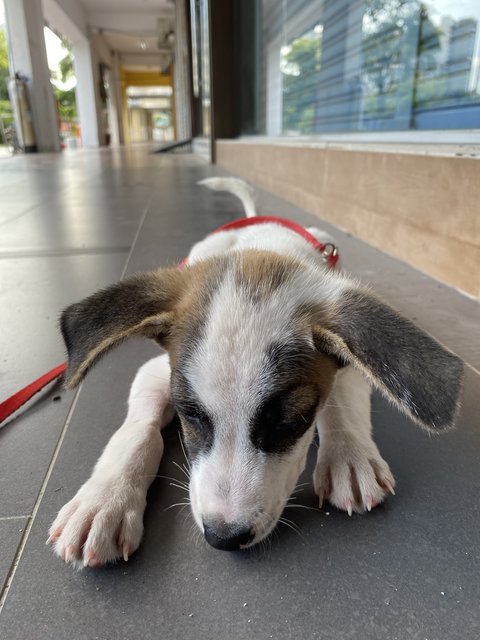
[313,288,464,432]
[61,269,183,389]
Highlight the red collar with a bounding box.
[183,216,339,269]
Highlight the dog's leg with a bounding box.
[48,354,173,568]
[313,366,395,514]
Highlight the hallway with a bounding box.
[0,147,479,639]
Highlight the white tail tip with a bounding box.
[198,177,257,218]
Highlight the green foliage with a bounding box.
[52,41,77,122]
[58,40,74,83]
[0,29,12,142]
[282,28,322,133]
[55,86,77,122]
[362,1,417,108]
[362,1,446,118]
[0,29,10,102]
[0,98,13,117]
[0,30,8,67]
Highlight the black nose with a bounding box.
[203,521,254,551]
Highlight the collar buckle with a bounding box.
[321,242,337,263]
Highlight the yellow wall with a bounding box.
[120,69,175,144]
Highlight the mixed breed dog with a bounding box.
[47,178,463,568]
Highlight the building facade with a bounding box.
[193,0,480,297]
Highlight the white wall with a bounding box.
[72,38,101,147]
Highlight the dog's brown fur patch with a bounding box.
[232,250,302,302]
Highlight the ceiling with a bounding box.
[79,0,174,13]
[79,0,175,71]
[42,0,176,74]
[101,32,169,55]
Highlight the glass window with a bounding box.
[258,0,480,135]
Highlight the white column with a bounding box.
[4,0,60,152]
[106,67,120,147]
[72,37,100,148]
[109,52,124,145]
[174,0,192,140]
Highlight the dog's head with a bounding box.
[61,251,463,550]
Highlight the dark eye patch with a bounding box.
[171,370,214,461]
[251,386,319,454]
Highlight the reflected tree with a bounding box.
[362,0,442,122]
[282,26,322,133]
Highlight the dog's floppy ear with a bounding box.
[61,269,183,389]
[313,288,464,432]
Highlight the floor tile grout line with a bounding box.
[0,190,154,615]
[0,386,83,613]
[465,362,480,377]
[0,516,31,522]
[0,198,54,229]
[121,192,154,279]
[0,247,130,260]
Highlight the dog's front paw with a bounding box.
[313,436,395,514]
[47,478,146,568]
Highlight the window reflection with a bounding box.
[261,0,480,134]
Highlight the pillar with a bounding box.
[72,37,100,147]
[109,52,124,145]
[174,0,192,141]
[4,0,60,152]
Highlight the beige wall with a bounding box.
[216,141,480,298]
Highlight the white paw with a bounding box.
[313,436,395,514]
[48,477,146,568]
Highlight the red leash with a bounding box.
[0,216,338,426]
[0,363,67,425]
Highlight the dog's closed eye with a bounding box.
[174,384,215,459]
[178,404,212,431]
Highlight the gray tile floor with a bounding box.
[0,147,479,640]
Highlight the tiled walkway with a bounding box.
[0,147,479,639]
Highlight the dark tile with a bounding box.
[0,518,28,594]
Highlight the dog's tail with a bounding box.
[198,177,257,218]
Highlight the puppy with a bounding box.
[48,178,463,567]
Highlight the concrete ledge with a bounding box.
[216,140,480,298]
